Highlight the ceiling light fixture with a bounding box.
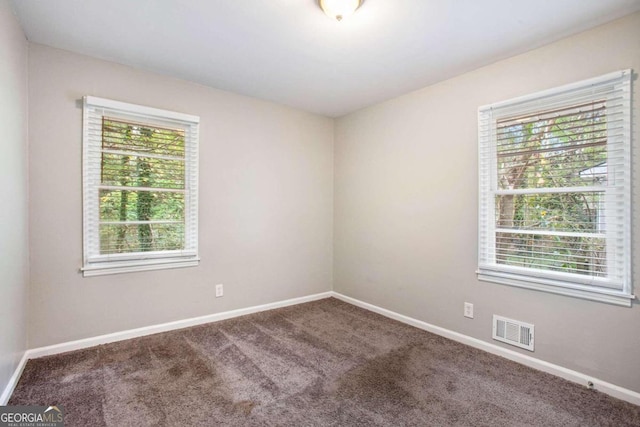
[319,0,364,22]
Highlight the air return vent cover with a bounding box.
[492,315,534,351]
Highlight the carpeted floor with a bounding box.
[9,298,640,426]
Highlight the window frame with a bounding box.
[81,96,200,277]
[477,70,633,306]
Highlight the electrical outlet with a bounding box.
[464,302,474,319]
[215,284,224,298]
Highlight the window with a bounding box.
[82,96,199,276]
[478,70,633,306]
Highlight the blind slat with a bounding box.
[477,70,631,301]
[83,96,199,273]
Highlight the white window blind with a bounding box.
[478,70,633,306]
[82,96,199,276]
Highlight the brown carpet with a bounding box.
[9,298,640,426]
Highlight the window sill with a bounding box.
[477,270,635,307]
[82,257,200,277]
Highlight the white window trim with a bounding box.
[81,96,200,276]
[477,70,634,306]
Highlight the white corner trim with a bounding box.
[330,291,640,407]
[0,352,29,405]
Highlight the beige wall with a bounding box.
[17,7,640,396]
[27,44,334,348]
[334,13,640,392]
[0,0,29,397]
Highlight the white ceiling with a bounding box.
[11,0,640,117]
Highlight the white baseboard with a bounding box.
[0,291,332,403]
[0,352,29,405]
[27,291,332,359]
[330,291,640,407]
[3,289,639,408]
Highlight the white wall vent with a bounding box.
[492,315,534,351]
